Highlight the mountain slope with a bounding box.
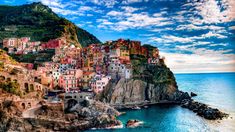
[0,2,101,47]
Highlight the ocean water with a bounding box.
[88,73,235,132]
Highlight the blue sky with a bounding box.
[1,0,235,73]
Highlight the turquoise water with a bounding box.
[88,73,235,132]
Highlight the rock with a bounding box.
[98,65,178,107]
[126,119,143,128]
[190,92,197,97]
[180,99,228,120]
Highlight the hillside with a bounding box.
[0,2,101,47]
[0,49,18,66]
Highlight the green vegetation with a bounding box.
[0,49,18,65]
[10,49,55,64]
[0,2,101,47]
[0,81,22,96]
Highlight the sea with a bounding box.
[87,72,235,132]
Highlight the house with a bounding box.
[153,48,159,58]
[64,45,81,58]
[58,69,83,93]
[59,63,71,73]
[81,72,95,88]
[82,67,94,72]
[52,69,61,86]
[108,55,132,79]
[90,74,111,93]
[18,37,30,51]
[41,38,66,49]
[148,58,160,65]
[3,38,18,49]
[41,72,53,87]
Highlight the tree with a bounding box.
[3,47,8,52]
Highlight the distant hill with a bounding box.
[0,2,101,47]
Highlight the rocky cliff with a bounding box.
[98,64,181,108]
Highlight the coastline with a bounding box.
[110,100,179,110]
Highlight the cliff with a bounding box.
[98,64,181,108]
[0,2,101,47]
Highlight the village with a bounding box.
[0,37,165,105]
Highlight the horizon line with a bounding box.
[174,71,235,74]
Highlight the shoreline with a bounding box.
[110,99,229,120]
[111,100,179,110]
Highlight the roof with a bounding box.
[83,71,95,76]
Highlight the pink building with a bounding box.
[90,74,111,94]
[58,69,83,93]
[3,38,18,48]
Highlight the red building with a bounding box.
[41,38,66,49]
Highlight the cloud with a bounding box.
[176,24,224,31]
[50,7,79,15]
[40,0,65,8]
[149,35,193,44]
[149,31,228,45]
[90,0,118,8]
[107,11,123,16]
[122,0,148,4]
[120,6,140,12]
[229,26,235,30]
[199,31,227,39]
[79,6,93,11]
[181,0,235,24]
[161,50,235,73]
[138,34,155,37]
[102,10,172,31]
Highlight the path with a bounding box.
[22,105,41,118]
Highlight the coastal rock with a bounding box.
[98,65,179,108]
[169,91,191,102]
[69,100,121,129]
[190,92,197,97]
[126,119,143,128]
[72,100,120,118]
[181,99,228,120]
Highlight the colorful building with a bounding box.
[90,74,111,94]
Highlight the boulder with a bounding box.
[126,119,143,128]
[190,92,197,97]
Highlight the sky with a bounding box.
[0,0,235,73]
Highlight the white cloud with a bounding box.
[107,11,123,16]
[40,0,64,8]
[122,0,148,4]
[200,31,227,39]
[90,0,118,8]
[50,7,79,15]
[138,34,155,37]
[102,10,172,31]
[176,24,224,31]
[149,35,193,44]
[149,31,228,44]
[181,0,235,24]
[161,50,235,73]
[120,6,140,13]
[229,26,235,30]
[79,6,93,11]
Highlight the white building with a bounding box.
[59,64,71,73]
[108,54,132,79]
[90,74,111,93]
[52,69,61,86]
